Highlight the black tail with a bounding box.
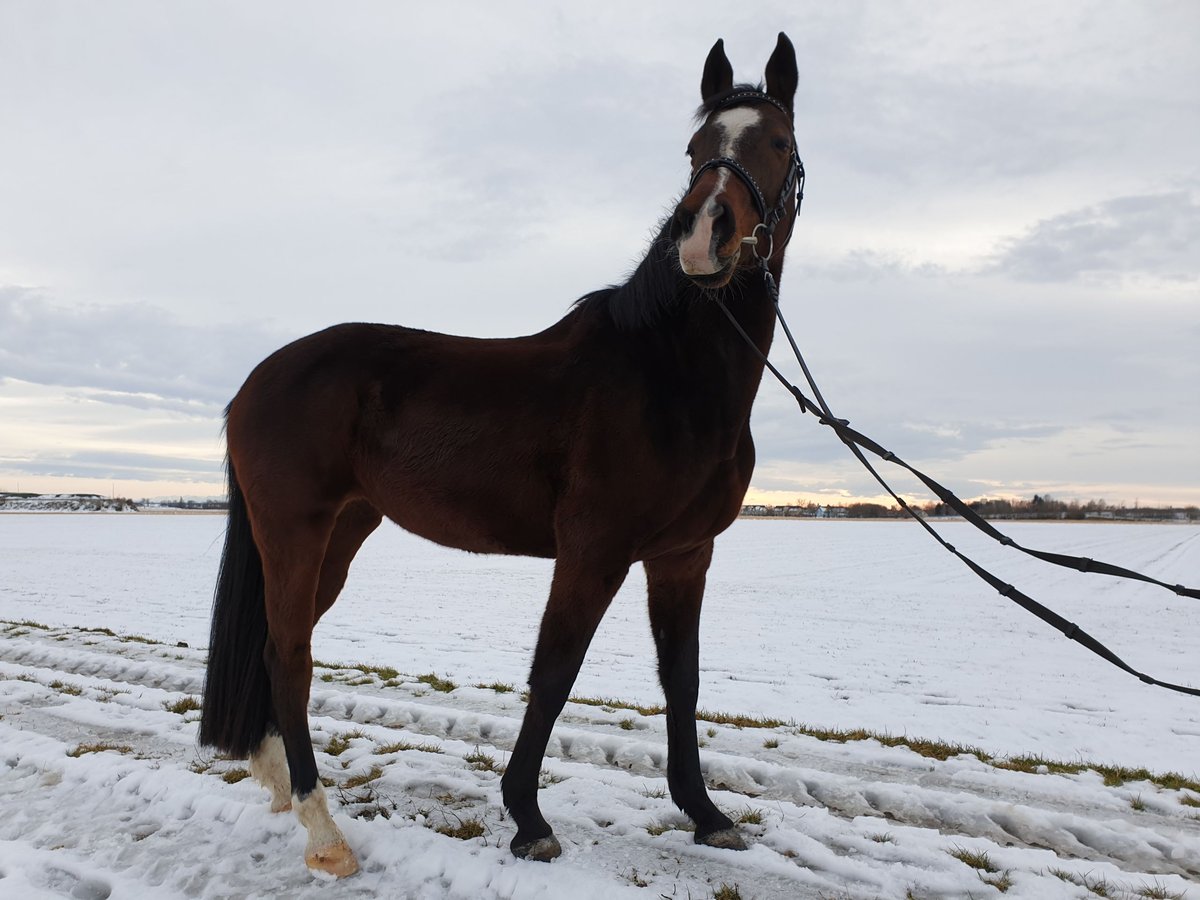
[199,457,272,756]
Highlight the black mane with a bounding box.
[573,217,692,331]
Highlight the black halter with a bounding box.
[686,91,805,262]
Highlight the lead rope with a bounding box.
[714,263,1200,698]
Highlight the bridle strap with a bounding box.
[688,156,769,222]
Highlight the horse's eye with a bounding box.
[771,137,790,152]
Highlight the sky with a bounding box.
[0,1,1197,507]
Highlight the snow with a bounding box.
[1,515,1197,898]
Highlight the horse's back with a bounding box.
[226,321,571,556]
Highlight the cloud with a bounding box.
[0,287,288,410]
[988,191,1200,283]
[0,449,220,483]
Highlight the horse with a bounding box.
[199,32,802,878]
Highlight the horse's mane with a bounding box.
[573,218,693,331]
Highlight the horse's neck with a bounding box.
[695,268,777,411]
[639,264,778,438]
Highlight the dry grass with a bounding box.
[67,742,133,757]
[164,696,202,715]
[416,672,457,693]
[221,768,251,784]
[343,765,384,789]
[464,748,501,772]
[324,730,366,757]
[377,739,442,755]
[475,681,515,693]
[735,807,764,825]
[435,815,486,840]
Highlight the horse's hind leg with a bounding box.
[645,541,744,850]
[249,500,382,817]
[255,506,359,878]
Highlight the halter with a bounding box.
[685,90,806,262]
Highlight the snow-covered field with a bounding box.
[1,515,1197,898]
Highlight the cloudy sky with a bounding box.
[1,1,1197,506]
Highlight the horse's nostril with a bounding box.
[712,200,733,246]
[669,206,695,242]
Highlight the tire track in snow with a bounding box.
[2,624,1197,898]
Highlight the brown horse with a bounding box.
[200,33,801,877]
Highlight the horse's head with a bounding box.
[671,33,800,289]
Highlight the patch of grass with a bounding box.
[324,730,366,757]
[1096,765,1200,793]
[697,709,789,729]
[435,815,486,840]
[619,717,636,730]
[475,681,514,693]
[735,807,764,825]
[539,769,565,787]
[568,694,666,717]
[80,626,117,637]
[1179,793,1200,808]
[377,739,442,755]
[948,846,998,873]
[1133,882,1185,899]
[312,659,399,680]
[222,768,251,784]
[3,618,51,630]
[639,784,666,799]
[417,672,457,693]
[991,753,1086,777]
[706,727,718,738]
[164,696,202,715]
[49,680,83,696]
[67,742,133,757]
[869,832,894,843]
[713,884,743,900]
[343,765,384,789]
[625,868,650,887]
[464,748,500,772]
[1130,794,1146,811]
[763,737,780,749]
[646,820,695,836]
[119,633,160,645]
[981,871,1013,893]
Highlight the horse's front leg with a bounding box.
[501,552,629,860]
[645,541,745,849]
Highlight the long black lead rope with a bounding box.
[689,89,1196,695]
[714,267,1200,698]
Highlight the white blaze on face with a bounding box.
[678,107,762,276]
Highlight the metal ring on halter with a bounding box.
[743,222,774,261]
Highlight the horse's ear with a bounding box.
[764,32,798,115]
[701,39,734,102]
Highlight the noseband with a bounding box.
[685,91,805,262]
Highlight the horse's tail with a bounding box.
[199,456,272,757]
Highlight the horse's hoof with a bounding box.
[511,835,562,861]
[697,827,747,851]
[305,840,359,878]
